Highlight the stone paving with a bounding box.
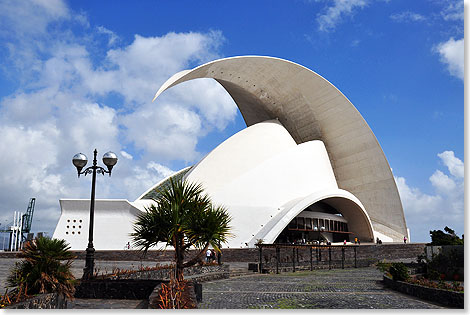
[68,298,148,309]
[198,267,445,309]
[0,258,449,309]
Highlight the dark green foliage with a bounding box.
[429,226,464,245]
[427,249,462,280]
[131,178,232,280]
[7,237,76,298]
[389,262,409,281]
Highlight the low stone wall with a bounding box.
[75,279,161,299]
[74,264,228,303]
[106,264,230,281]
[49,243,426,265]
[0,243,427,270]
[5,293,67,309]
[383,275,463,308]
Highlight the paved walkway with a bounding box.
[68,298,148,309]
[198,267,445,309]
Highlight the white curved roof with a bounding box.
[153,56,407,241]
[182,119,373,247]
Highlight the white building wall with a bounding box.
[185,120,342,248]
[52,199,143,250]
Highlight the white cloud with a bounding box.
[96,26,119,46]
[120,162,175,201]
[429,170,456,194]
[437,150,464,178]
[0,1,236,235]
[121,103,203,162]
[435,37,464,81]
[390,11,426,23]
[395,151,464,242]
[120,151,133,160]
[147,162,175,179]
[0,0,70,36]
[441,0,464,21]
[316,0,367,32]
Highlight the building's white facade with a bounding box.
[53,56,408,249]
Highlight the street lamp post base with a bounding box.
[82,246,95,280]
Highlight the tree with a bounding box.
[7,236,76,299]
[429,226,464,245]
[131,178,232,280]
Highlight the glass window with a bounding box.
[297,217,305,230]
[319,219,324,230]
[305,218,312,230]
[288,218,297,229]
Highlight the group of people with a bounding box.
[205,248,217,263]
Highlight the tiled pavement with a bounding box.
[197,267,445,309]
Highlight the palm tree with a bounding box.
[7,236,76,299]
[131,178,232,280]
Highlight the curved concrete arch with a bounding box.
[256,189,374,246]
[153,55,407,241]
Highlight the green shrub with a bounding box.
[389,262,409,281]
[7,237,76,298]
[376,260,391,273]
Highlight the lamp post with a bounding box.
[72,149,118,280]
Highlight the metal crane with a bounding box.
[21,198,35,242]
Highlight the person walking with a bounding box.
[206,248,212,262]
[403,236,407,244]
[210,249,216,262]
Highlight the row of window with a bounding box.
[65,231,81,235]
[288,217,348,232]
[67,219,83,223]
[66,225,81,229]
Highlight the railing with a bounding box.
[254,244,359,274]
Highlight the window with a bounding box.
[288,218,297,229]
[297,217,305,230]
[305,218,312,230]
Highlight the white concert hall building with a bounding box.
[53,56,409,250]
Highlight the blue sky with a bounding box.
[0,0,464,243]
